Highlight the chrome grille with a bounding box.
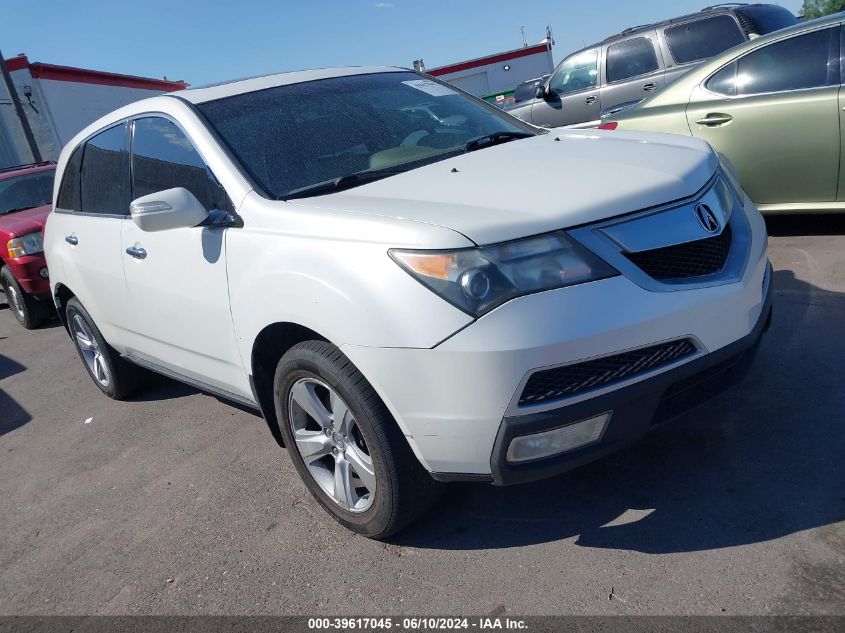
[624,225,732,281]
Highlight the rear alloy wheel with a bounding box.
[65,297,147,399]
[0,266,52,329]
[274,341,440,538]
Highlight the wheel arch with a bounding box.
[53,282,76,331]
[250,321,330,447]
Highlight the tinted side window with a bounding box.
[80,123,129,215]
[57,147,82,211]
[665,15,746,64]
[549,49,599,95]
[708,27,840,97]
[606,37,659,83]
[131,117,231,212]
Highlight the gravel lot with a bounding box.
[0,216,843,616]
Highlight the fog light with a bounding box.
[506,412,611,463]
[39,267,49,279]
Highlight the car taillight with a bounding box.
[597,122,618,130]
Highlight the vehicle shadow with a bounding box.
[765,214,845,237]
[394,268,845,553]
[0,354,32,436]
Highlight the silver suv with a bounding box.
[508,3,797,128]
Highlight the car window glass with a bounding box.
[709,27,840,96]
[0,171,54,215]
[549,49,599,95]
[80,123,129,215]
[665,15,746,64]
[514,80,539,103]
[57,147,82,211]
[131,117,231,212]
[606,37,659,83]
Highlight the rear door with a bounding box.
[47,123,132,346]
[531,48,601,127]
[686,25,841,205]
[600,33,664,116]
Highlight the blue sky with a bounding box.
[2,0,803,86]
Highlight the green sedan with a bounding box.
[601,13,844,214]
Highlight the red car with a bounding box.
[0,162,55,329]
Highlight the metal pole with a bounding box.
[0,48,42,163]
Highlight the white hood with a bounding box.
[288,129,718,246]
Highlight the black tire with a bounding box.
[65,297,147,399]
[274,340,440,538]
[0,266,52,329]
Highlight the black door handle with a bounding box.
[585,95,598,104]
[642,82,658,92]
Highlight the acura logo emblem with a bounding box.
[695,203,720,233]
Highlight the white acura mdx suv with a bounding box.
[45,67,772,537]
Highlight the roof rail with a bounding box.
[701,3,749,11]
[0,161,55,174]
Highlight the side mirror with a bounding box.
[129,187,209,232]
[535,84,547,99]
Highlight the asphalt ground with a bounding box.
[0,215,843,615]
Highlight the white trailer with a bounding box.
[0,55,186,168]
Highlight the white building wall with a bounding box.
[6,69,173,162]
[434,48,554,97]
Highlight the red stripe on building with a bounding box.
[30,64,188,91]
[428,43,551,77]
[4,55,30,72]
[4,55,187,91]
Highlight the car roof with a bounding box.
[573,3,783,52]
[171,65,408,105]
[0,162,55,181]
[618,11,844,110]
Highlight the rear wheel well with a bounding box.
[53,284,76,329]
[251,323,327,446]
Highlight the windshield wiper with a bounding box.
[464,131,534,153]
[282,168,406,201]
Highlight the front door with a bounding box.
[531,49,601,128]
[120,116,249,398]
[686,25,841,205]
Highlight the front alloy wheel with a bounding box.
[288,378,377,512]
[274,341,440,538]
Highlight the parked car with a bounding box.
[509,3,797,128]
[45,68,771,538]
[509,75,550,107]
[601,13,844,214]
[0,162,55,328]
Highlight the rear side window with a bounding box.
[665,15,746,64]
[80,123,129,215]
[707,27,840,97]
[57,147,82,211]
[606,37,660,83]
[131,117,231,212]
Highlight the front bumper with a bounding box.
[2,253,50,296]
[489,266,771,485]
[342,193,770,479]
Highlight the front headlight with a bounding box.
[390,231,618,317]
[7,232,44,258]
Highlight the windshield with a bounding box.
[0,170,54,215]
[196,71,538,199]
